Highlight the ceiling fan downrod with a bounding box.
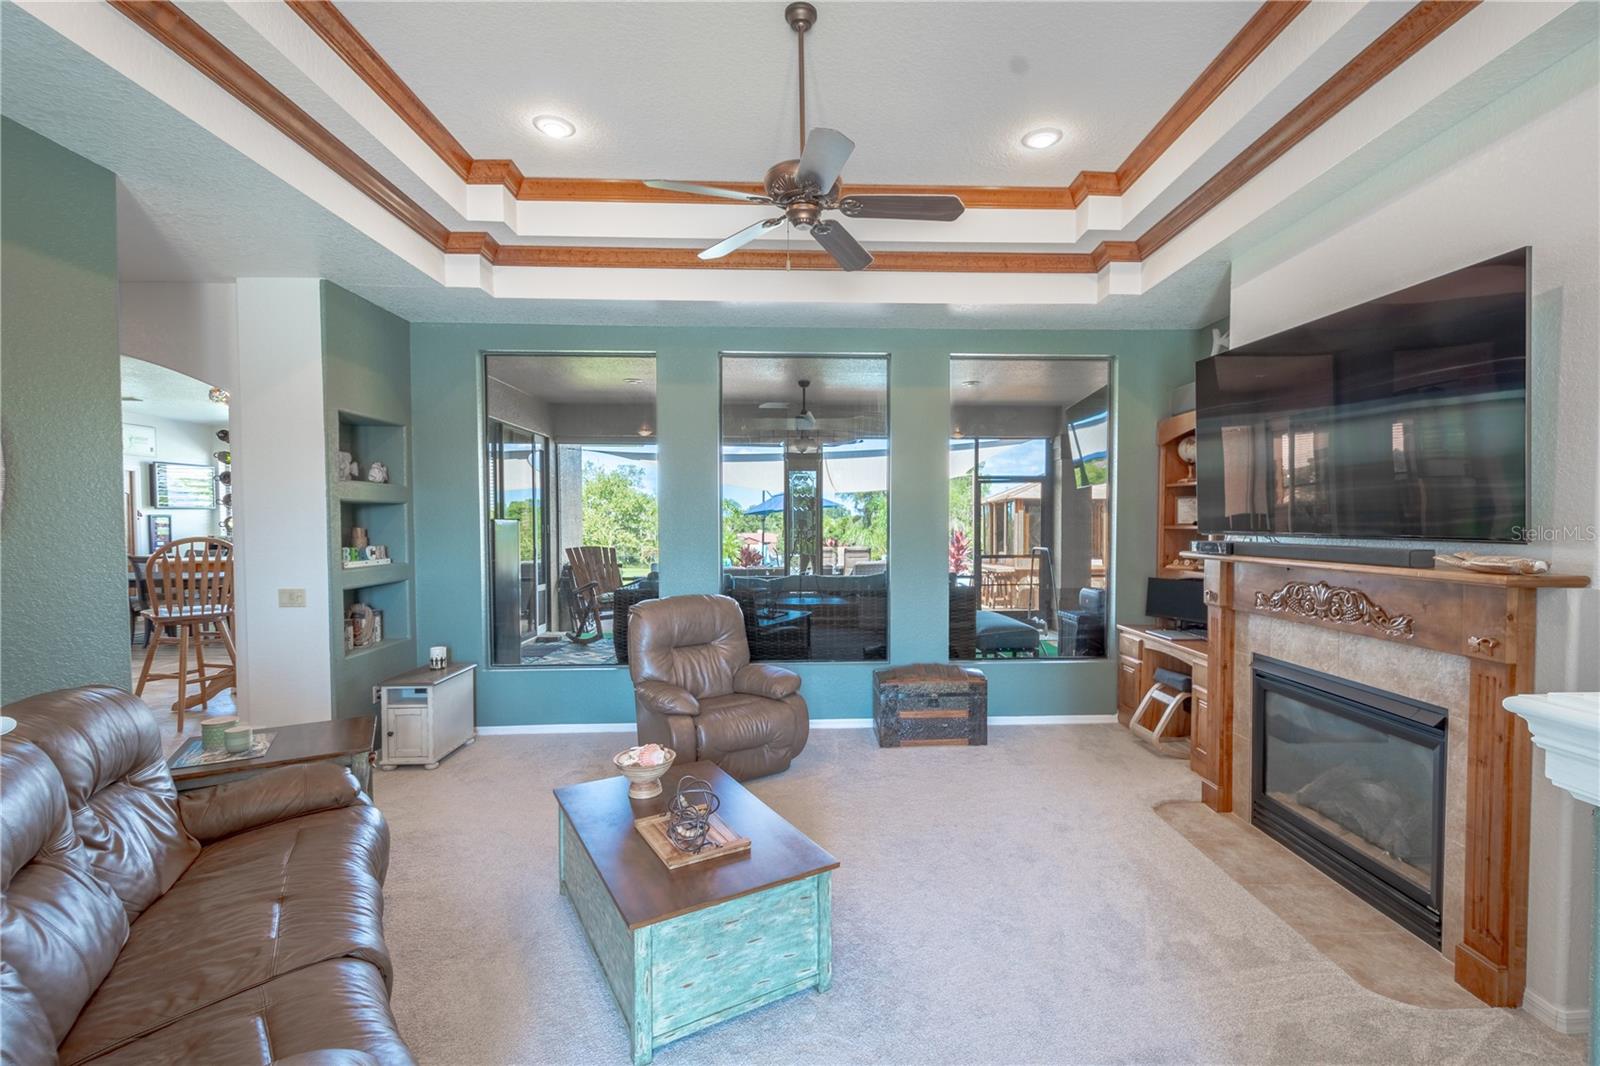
[787,3,816,154]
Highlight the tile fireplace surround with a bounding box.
[1183,552,1590,1008]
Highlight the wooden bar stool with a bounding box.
[134,537,236,730]
[1129,666,1192,757]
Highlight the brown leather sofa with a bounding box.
[0,686,412,1065]
[627,594,809,780]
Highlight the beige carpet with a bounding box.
[375,725,1584,1065]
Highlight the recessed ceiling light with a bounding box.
[531,114,576,139]
[624,377,643,385]
[962,380,980,388]
[121,395,142,402]
[1020,127,1063,150]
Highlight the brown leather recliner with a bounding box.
[0,686,412,1065]
[628,594,809,780]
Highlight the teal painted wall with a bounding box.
[411,324,1206,726]
[322,282,416,718]
[0,119,128,704]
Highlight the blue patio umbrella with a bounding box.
[743,493,847,516]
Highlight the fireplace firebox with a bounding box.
[1251,655,1447,947]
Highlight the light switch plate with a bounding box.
[278,588,307,608]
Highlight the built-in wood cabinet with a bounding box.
[1114,625,1207,738]
[1156,410,1201,579]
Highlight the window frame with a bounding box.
[717,350,893,665]
[481,350,658,671]
[947,354,1116,662]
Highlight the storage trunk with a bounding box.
[872,664,987,747]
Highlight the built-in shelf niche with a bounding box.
[335,411,407,490]
[341,581,411,659]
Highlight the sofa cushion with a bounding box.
[975,610,1040,653]
[59,805,391,1065]
[69,959,413,1066]
[1,961,61,1066]
[0,741,129,1046]
[7,686,200,918]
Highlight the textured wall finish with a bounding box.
[321,281,414,719]
[0,118,129,703]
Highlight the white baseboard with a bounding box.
[476,715,1118,735]
[994,714,1120,725]
[1522,989,1591,1036]
[475,723,635,735]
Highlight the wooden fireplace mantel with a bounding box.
[1182,551,1589,1009]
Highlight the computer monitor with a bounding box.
[1145,578,1207,627]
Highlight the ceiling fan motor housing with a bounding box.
[764,160,840,205]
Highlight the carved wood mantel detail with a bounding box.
[1253,579,1415,638]
[1188,552,1589,1010]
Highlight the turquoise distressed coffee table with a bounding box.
[555,761,837,1064]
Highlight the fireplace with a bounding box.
[1251,656,1447,947]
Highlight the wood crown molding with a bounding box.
[110,0,451,251]
[116,0,1477,274]
[287,0,1306,209]
[446,233,1095,273]
[1136,0,1481,259]
[284,0,473,179]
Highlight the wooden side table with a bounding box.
[169,716,377,794]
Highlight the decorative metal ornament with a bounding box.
[665,775,723,855]
[1253,580,1414,639]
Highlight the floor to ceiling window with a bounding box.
[720,354,889,662]
[949,357,1111,660]
[485,353,658,667]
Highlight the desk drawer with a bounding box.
[1118,633,1143,660]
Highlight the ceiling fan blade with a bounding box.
[811,219,873,272]
[757,401,792,410]
[645,180,773,204]
[796,128,854,193]
[699,217,786,260]
[839,194,966,222]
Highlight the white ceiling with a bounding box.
[487,353,657,405]
[120,356,230,423]
[340,0,1261,185]
[950,355,1106,406]
[721,353,888,403]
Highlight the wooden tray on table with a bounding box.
[633,810,751,870]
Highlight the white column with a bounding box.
[1506,692,1600,1058]
[231,279,332,727]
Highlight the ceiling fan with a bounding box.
[645,2,965,271]
[757,379,819,431]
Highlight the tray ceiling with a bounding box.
[336,0,1262,185]
[2,0,1593,322]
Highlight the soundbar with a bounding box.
[1190,541,1436,569]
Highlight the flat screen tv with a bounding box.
[1197,248,1528,542]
